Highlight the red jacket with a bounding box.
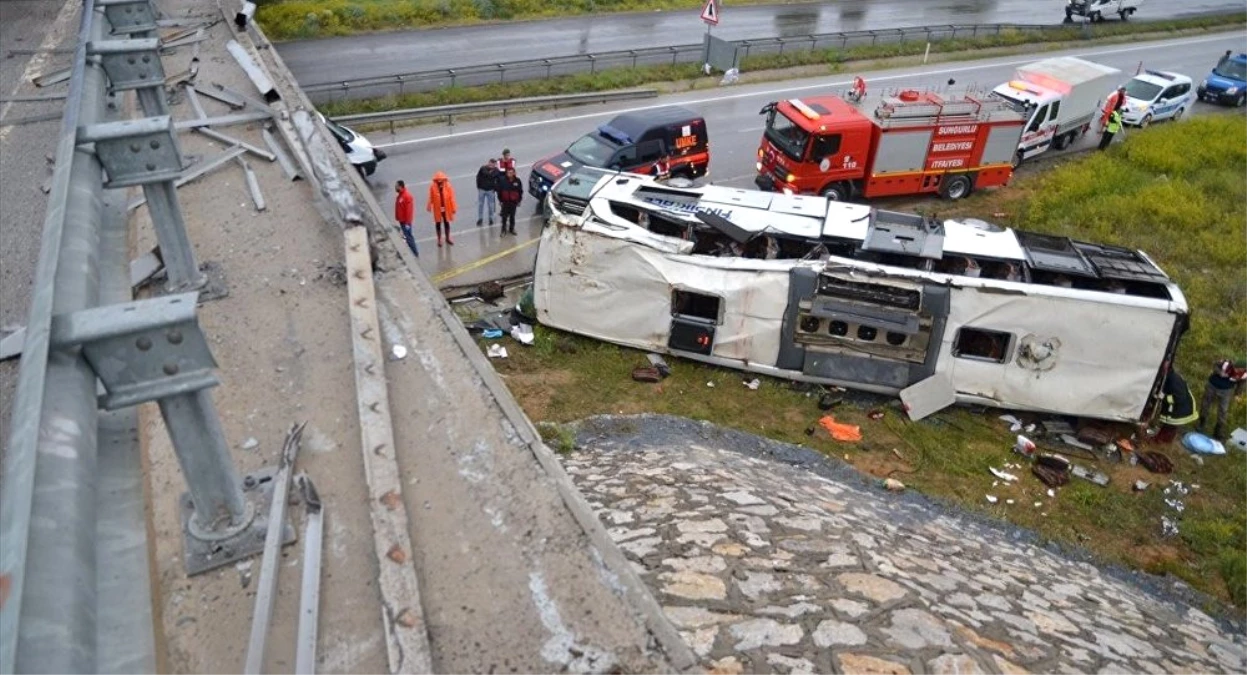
[395,187,414,223]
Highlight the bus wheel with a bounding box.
[940,174,973,201]
[820,183,848,201]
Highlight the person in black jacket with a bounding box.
[495,167,524,235]
[475,158,500,226]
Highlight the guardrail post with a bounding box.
[448,68,456,88]
[396,74,405,98]
[497,63,505,83]
[81,116,207,292]
[588,54,596,74]
[543,59,552,79]
[777,37,786,55]
[670,45,679,66]
[628,50,637,69]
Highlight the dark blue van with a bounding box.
[1197,52,1246,107]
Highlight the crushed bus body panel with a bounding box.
[533,168,1188,423]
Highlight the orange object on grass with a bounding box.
[819,415,862,442]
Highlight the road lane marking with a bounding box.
[374,33,1235,149]
[431,236,540,283]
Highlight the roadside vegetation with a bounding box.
[315,13,1244,119]
[485,115,1247,613]
[260,0,837,40]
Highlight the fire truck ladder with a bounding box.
[873,91,1015,129]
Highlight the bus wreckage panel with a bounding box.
[532,168,1188,422]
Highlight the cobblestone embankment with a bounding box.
[561,415,1246,674]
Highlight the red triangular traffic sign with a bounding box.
[700,0,719,25]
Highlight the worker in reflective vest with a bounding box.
[1098,109,1122,151]
[1100,86,1127,130]
[1156,368,1199,443]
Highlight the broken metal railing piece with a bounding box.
[296,475,324,675]
[262,125,301,181]
[226,39,280,104]
[245,422,305,675]
[126,144,246,211]
[198,125,276,161]
[239,158,267,211]
[192,83,245,110]
[174,110,273,130]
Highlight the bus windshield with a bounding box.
[764,108,811,161]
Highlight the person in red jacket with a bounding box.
[394,180,417,257]
[495,167,524,235]
[427,171,457,246]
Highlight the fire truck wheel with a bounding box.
[820,183,849,201]
[940,174,973,201]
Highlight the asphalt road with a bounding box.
[357,32,1246,289]
[276,0,1243,88]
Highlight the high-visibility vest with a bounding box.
[1106,111,1122,134]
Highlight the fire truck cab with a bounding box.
[755,91,1024,202]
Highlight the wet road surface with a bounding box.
[355,32,1243,290]
[277,0,1243,89]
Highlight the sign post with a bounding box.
[700,0,720,72]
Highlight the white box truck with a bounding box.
[990,56,1121,166]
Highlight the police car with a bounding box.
[1119,70,1194,127]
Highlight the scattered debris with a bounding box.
[817,393,842,410]
[1229,428,1247,452]
[481,328,504,339]
[1032,464,1068,488]
[631,366,662,383]
[891,448,904,461]
[986,495,998,504]
[1060,434,1095,451]
[804,426,816,436]
[989,466,1019,483]
[1013,434,1036,457]
[1006,499,1015,505]
[867,409,884,420]
[999,414,1023,432]
[1161,516,1180,538]
[1047,489,1056,498]
[1041,419,1076,436]
[1033,501,1043,507]
[240,437,259,450]
[646,353,671,377]
[706,381,715,388]
[478,280,505,301]
[486,344,508,359]
[1133,480,1150,492]
[510,323,535,345]
[883,478,905,492]
[1138,451,1174,474]
[743,378,761,390]
[1181,432,1226,456]
[391,345,407,360]
[1077,423,1115,446]
[818,416,861,442]
[1070,465,1110,487]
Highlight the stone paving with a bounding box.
[560,415,1247,674]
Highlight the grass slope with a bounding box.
[490,115,1247,612]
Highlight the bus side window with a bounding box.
[953,328,1011,363]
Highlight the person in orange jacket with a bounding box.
[427,171,457,247]
[1101,86,1127,131]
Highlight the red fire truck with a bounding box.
[755,90,1026,202]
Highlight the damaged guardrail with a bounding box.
[329,88,659,132]
[0,1,280,672]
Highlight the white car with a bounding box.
[1118,70,1194,127]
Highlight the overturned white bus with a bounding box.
[531,168,1188,422]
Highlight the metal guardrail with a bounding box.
[331,88,658,132]
[303,22,1075,102]
[0,1,269,671]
